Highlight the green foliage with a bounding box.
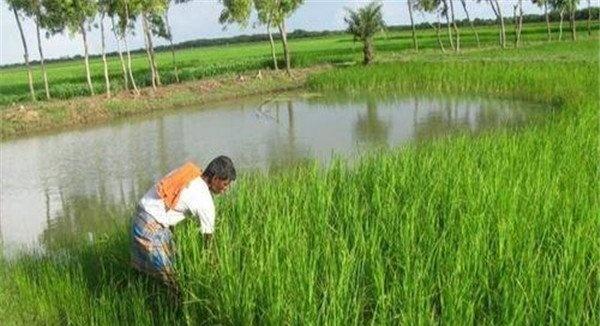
[344,2,386,42]
[219,0,252,25]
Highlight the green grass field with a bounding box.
[0,21,597,105]
[1,30,598,324]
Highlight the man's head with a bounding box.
[202,156,236,194]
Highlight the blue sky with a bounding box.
[1,0,543,65]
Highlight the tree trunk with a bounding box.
[81,22,94,95]
[570,3,577,41]
[559,9,564,41]
[443,0,454,51]
[513,4,518,45]
[111,17,129,91]
[491,0,506,49]
[514,1,523,47]
[267,18,279,71]
[13,7,36,101]
[517,0,523,45]
[407,0,418,51]
[460,0,480,48]
[100,13,111,97]
[449,0,459,51]
[35,16,50,99]
[164,9,179,83]
[363,39,373,65]
[123,2,139,95]
[545,2,552,41]
[144,14,161,86]
[588,0,592,36]
[278,19,291,75]
[431,19,446,53]
[141,14,157,90]
[123,31,139,95]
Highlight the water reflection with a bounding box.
[353,98,391,147]
[266,100,312,171]
[0,93,546,253]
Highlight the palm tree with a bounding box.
[344,2,386,65]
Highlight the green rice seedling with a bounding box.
[1,39,598,324]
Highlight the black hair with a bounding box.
[203,156,236,181]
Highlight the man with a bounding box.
[131,156,236,289]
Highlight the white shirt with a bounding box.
[139,177,215,234]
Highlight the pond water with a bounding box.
[0,93,546,253]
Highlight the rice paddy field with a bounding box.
[0,21,597,105]
[1,22,599,325]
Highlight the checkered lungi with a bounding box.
[131,206,175,283]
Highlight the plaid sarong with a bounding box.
[131,207,175,283]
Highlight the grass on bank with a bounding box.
[0,41,598,324]
[0,67,320,139]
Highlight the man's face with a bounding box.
[209,177,231,195]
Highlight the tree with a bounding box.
[441,0,454,50]
[164,1,181,82]
[272,0,304,74]
[482,0,506,48]
[459,0,480,47]
[532,0,552,41]
[129,0,168,90]
[57,0,97,95]
[220,0,303,74]
[416,0,445,52]
[514,0,524,47]
[112,0,141,95]
[13,0,52,99]
[7,0,36,101]
[566,0,580,40]
[344,2,385,65]
[550,0,567,41]
[254,0,280,70]
[99,0,112,97]
[407,0,418,51]
[587,0,592,36]
[111,15,129,91]
[448,0,459,51]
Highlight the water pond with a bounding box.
[0,92,547,253]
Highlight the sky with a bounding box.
[1,0,544,65]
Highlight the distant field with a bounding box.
[1,21,597,105]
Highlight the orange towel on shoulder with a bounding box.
[156,162,202,210]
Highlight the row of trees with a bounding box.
[8,0,306,102]
[8,0,195,102]
[347,0,594,64]
[7,0,596,102]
